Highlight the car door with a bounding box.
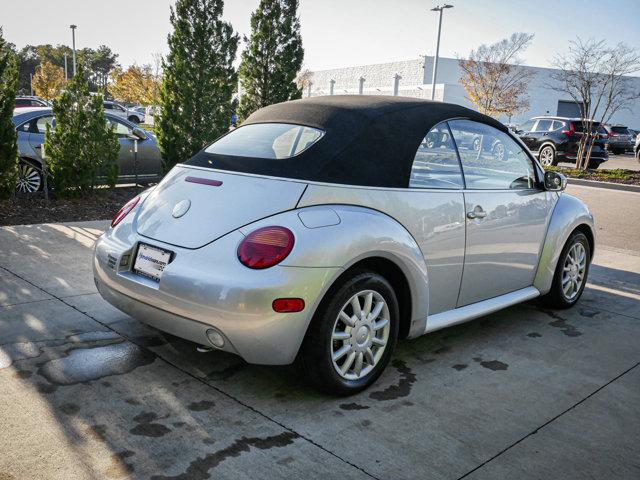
[516,119,537,150]
[106,116,136,176]
[448,119,557,307]
[407,122,466,315]
[26,115,55,160]
[528,118,553,153]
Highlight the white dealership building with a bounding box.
[307,56,640,129]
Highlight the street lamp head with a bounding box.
[70,24,77,29]
[431,4,454,11]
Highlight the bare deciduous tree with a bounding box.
[459,33,535,119]
[549,38,640,169]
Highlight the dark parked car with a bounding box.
[15,96,50,108]
[13,107,162,194]
[602,125,635,154]
[516,116,608,168]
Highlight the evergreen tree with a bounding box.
[238,0,304,120]
[0,28,18,198]
[157,0,239,172]
[45,63,119,196]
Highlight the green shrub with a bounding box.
[45,64,119,196]
[0,29,18,198]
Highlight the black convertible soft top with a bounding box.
[187,95,508,188]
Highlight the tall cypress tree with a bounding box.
[238,0,304,120]
[157,0,239,172]
[0,28,18,198]
[45,63,119,196]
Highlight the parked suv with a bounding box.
[516,116,608,168]
[103,101,145,124]
[601,125,634,154]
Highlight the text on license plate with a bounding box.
[134,243,171,281]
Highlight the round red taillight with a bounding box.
[111,195,140,228]
[238,226,294,269]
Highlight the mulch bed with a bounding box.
[0,187,142,227]
[547,166,640,186]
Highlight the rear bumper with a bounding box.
[93,228,340,365]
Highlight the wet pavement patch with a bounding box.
[38,342,155,386]
[544,310,583,337]
[339,402,370,411]
[579,308,599,318]
[369,359,416,401]
[527,332,542,338]
[472,357,509,371]
[130,411,172,438]
[452,363,468,371]
[188,400,216,412]
[150,432,299,480]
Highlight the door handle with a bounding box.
[467,206,487,219]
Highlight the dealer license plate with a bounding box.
[133,243,172,281]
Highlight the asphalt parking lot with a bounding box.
[1,185,639,479]
[598,152,639,171]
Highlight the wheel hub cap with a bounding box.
[561,242,587,300]
[331,290,391,380]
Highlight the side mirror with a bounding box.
[131,127,146,140]
[544,170,567,192]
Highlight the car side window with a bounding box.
[551,120,565,131]
[409,122,463,189]
[35,116,55,134]
[107,118,132,138]
[518,120,536,133]
[448,119,537,190]
[534,119,553,132]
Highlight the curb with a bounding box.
[568,178,640,193]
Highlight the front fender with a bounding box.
[239,205,430,338]
[533,193,595,295]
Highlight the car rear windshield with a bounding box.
[611,126,629,134]
[573,122,601,133]
[203,123,324,160]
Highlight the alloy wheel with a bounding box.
[331,290,390,380]
[540,147,554,166]
[16,163,42,193]
[561,242,587,300]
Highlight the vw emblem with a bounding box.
[172,199,191,218]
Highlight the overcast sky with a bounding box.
[2,0,639,73]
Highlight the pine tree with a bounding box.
[238,0,304,120]
[0,28,19,198]
[157,0,239,172]
[45,63,119,196]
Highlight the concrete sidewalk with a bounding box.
[1,220,639,479]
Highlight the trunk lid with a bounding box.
[135,166,306,249]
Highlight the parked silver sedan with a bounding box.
[13,107,162,193]
[94,96,594,395]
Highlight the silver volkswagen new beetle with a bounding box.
[94,96,594,395]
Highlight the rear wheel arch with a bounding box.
[340,257,413,339]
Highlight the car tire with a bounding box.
[15,159,43,194]
[587,160,601,170]
[300,270,399,395]
[542,231,591,309]
[539,145,557,167]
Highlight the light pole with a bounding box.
[69,25,77,76]
[430,4,453,101]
